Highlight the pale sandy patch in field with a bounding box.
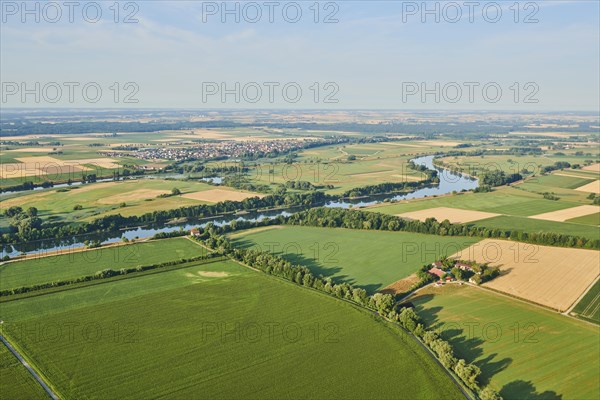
[228,225,283,239]
[451,239,600,311]
[198,271,230,277]
[396,207,500,223]
[380,274,420,295]
[390,174,424,181]
[349,170,393,178]
[1,156,119,178]
[575,180,600,194]
[182,189,264,203]
[97,189,170,204]
[530,205,600,222]
[582,163,600,173]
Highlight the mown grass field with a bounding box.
[229,225,478,292]
[411,285,600,400]
[571,279,600,324]
[567,212,600,225]
[1,260,463,400]
[0,237,205,291]
[0,344,48,400]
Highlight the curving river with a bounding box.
[1,155,477,258]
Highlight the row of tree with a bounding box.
[285,207,600,249]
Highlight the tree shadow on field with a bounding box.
[500,380,563,400]
[412,294,513,386]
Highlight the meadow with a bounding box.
[571,279,600,323]
[1,260,463,400]
[0,344,48,400]
[468,215,600,240]
[0,237,205,291]
[411,285,600,400]
[1,178,261,223]
[229,225,478,292]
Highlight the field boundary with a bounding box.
[0,335,59,400]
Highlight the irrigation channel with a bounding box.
[1,155,478,258]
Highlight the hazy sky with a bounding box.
[1,0,599,110]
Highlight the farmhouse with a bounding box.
[428,267,445,280]
[456,262,474,272]
[431,261,444,268]
[190,228,201,237]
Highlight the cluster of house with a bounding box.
[428,260,479,287]
[101,138,323,161]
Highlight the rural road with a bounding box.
[0,334,59,400]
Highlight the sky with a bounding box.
[1,0,599,111]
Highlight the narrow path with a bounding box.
[0,335,59,400]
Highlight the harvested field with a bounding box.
[583,163,600,173]
[452,239,600,311]
[575,180,600,193]
[379,274,420,295]
[530,205,600,222]
[182,189,264,203]
[396,207,500,223]
[97,189,171,204]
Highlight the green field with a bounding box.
[0,344,47,400]
[1,260,463,399]
[366,187,582,217]
[571,279,600,323]
[0,238,205,291]
[567,212,600,226]
[411,285,600,400]
[229,225,478,292]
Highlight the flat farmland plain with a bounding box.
[452,239,600,311]
[230,225,478,292]
[1,260,463,400]
[0,238,205,291]
[411,285,600,400]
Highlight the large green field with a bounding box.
[229,225,478,292]
[0,237,205,291]
[411,285,600,400]
[1,260,463,399]
[571,279,600,324]
[0,344,47,400]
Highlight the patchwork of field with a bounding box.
[411,285,600,400]
[0,156,120,179]
[0,344,48,400]
[1,260,462,399]
[452,239,600,311]
[530,205,600,222]
[229,225,478,293]
[0,238,205,291]
[181,188,264,202]
[396,207,500,224]
[0,179,262,223]
[570,279,600,323]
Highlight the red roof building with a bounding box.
[428,267,445,279]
